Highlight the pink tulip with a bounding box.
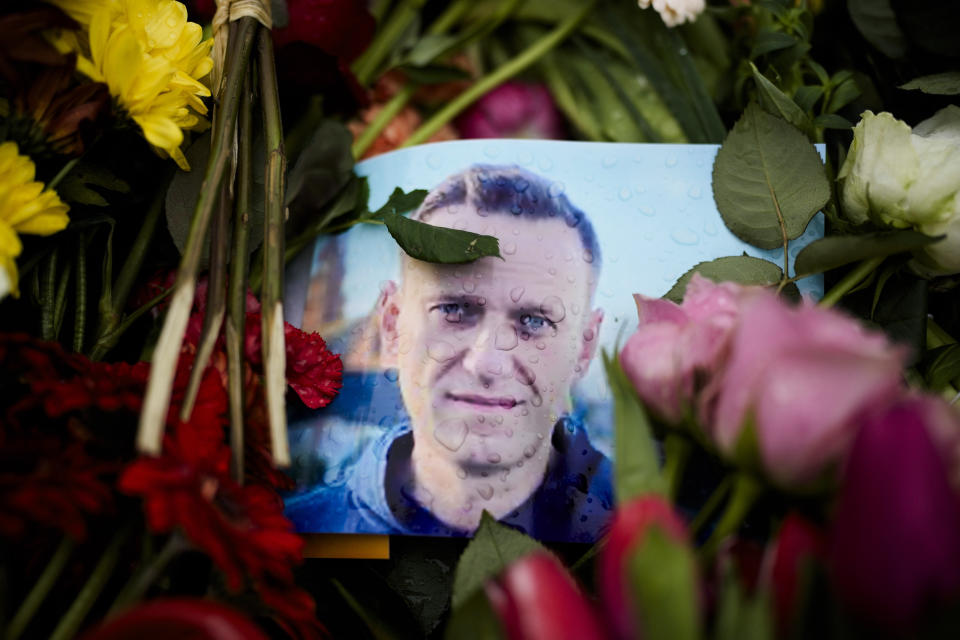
[485,552,607,640]
[762,513,826,631]
[707,294,906,487]
[597,496,690,639]
[829,396,960,629]
[620,275,753,424]
[455,82,565,139]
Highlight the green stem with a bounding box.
[927,317,956,348]
[111,182,167,320]
[428,0,472,34]
[73,232,88,352]
[46,157,79,192]
[352,0,429,86]
[402,0,596,148]
[41,249,58,341]
[106,533,186,617]
[89,288,173,361]
[662,433,692,502]
[49,526,131,640]
[227,67,254,484]
[352,84,416,159]
[4,537,75,640]
[52,257,73,341]
[688,475,733,537]
[700,474,762,557]
[819,257,884,308]
[258,26,290,467]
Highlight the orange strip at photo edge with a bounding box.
[301,534,390,559]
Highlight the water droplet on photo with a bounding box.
[503,242,517,255]
[385,369,399,382]
[531,395,543,407]
[484,145,500,158]
[582,249,595,264]
[601,155,617,168]
[639,206,655,217]
[495,416,504,424]
[703,221,718,236]
[495,324,519,351]
[687,186,703,199]
[487,453,502,464]
[583,328,595,342]
[523,445,537,458]
[426,153,442,169]
[478,484,495,500]
[548,267,557,275]
[548,181,565,197]
[462,280,476,293]
[540,296,565,322]
[538,158,553,171]
[427,341,455,362]
[452,219,468,230]
[486,362,503,375]
[510,203,523,215]
[671,227,699,246]
[566,275,575,284]
[477,415,486,423]
[566,212,583,228]
[528,355,539,364]
[665,155,678,167]
[510,286,525,302]
[435,419,468,451]
[457,468,467,479]
[500,469,510,481]
[536,342,546,351]
[517,368,536,386]
[618,187,632,201]
[477,297,486,306]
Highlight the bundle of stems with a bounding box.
[137,10,289,481]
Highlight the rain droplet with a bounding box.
[495,416,504,424]
[517,151,534,165]
[478,297,486,306]
[583,328,595,342]
[665,155,678,167]
[536,342,546,351]
[503,242,517,255]
[452,219,468,230]
[426,153,442,169]
[571,303,580,314]
[484,145,500,158]
[528,355,539,364]
[531,395,543,407]
[538,158,553,171]
[639,206,655,217]
[478,484,495,500]
[671,227,699,246]
[427,341,455,362]
[523,445,537,458]
[486,362,503,375]
[703,221,718,236]
[601,155,617,168]
[582,249,595,264]
[510,286,525,303]
[487,453,502,464]
[495,324,519,351]
[434,419,468,451]
[687,186,703,199]
[566,212,583,228]
[548,267,557,275]
[513,178,529,193]
[500,469,511,481]
[566,275,576,284]
[385,369,399,382]
[457,468,467,479]
[510,203,523,215]
[548,181,565,197]
[540,296,566,322]
[477,415,486,423]
[462,280,476,293]
[618,187,632,201]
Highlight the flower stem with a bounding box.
[819,257,884,308]
[688,475,733,538]
[226,67,255,484]
[106,533,187,617]
[402,0,596,148]
[52,256,73,341]
[352,0,429,86]
[137,17,258,456]
[111,181,167,321]
[663,433,692,502]
[49,525,131,640]
[699,474,762,557]
[429,0,472,34]
[4,537,75,640]
[73,232,88,352]
[46,157,79,192]
[352,84,416,159]
[258,26,290,467]
[40,249,58,341]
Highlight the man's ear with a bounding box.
[379,281,400,369]
[574,308,604,380]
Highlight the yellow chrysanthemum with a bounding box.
[50,0,213,170]
[0,142,70,299]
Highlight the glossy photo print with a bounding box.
[281,139,823,543]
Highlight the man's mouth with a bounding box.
[445,392,522,410]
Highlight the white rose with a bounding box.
[637,0,706,27]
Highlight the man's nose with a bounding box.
[462,322,518,380]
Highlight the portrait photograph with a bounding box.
[281,139,823,543]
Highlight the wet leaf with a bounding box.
[899,72,960,95]
[794,231,942,277]
[665,256,787,303]
[382,211,501,264]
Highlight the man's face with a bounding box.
[380,204,603,470]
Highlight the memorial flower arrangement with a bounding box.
[1,0,959,638]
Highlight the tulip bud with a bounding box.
[762,514,826,631]
[456,82,565,140]
[485,552,607,640]
[829,398,960,630]
[597,496,689,639]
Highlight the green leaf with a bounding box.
[712,103,830,250]
[824,76,861,113]
[398,63,471,84]
[813,114,853,130]
[664,256,786,303]
[603,352,666,502]
[749,62,811,133]
[403,33,459,66]
[451,512,546,610]
[899,72,960,95]
[793,85,823,112]
[924,344,960,391]
[848,0,907,58]
[445,591,505,640]
[794,231,942,277]
[750,29,797,59]
[58,163,131,207]
[628,528,701,640]
[382,211,501,264]
[369,187,428,219]
[286,119,355,233]
[714,564,775,640]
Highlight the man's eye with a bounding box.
[519,314,548,331]
[433,302,466,323]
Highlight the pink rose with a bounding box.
[706,294,907,487]
[455,82,565,139]
[620,275,754,424]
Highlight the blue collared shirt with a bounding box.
[285,413,614,543]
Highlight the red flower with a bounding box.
[37,360,151,417]
[245,312,343,410]
[244,373,296,490]
[78,597,270,640]
[272,0,374,62]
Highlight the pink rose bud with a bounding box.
[708,294,906,487]
[763,513,826,631]
[597,496,689,639]
[829,396,960,630]
[485,552,607,640]
[455,82,565,139]
[620,275,752,424]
